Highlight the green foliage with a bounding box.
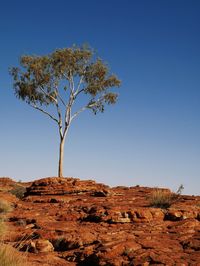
[10,45,120,114]
[10,185,26,199]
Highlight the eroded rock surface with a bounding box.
[0,176,200,265]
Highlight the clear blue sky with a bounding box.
[0,0,200,195]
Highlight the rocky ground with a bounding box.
[0,176,200,266]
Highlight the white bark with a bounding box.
[30,76,100,177]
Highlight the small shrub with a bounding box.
[0,244,27,266]
[10,185,26,199]
[176,184,184,195]
[149,185,184,209]
[0,200,12,214]
[123,247,134,256]
[149,189,173,209]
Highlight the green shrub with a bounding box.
[10,185,26,199]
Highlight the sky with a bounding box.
[0,0,200,195]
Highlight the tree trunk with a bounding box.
[58,137,65,177]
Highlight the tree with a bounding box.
[10,45,121,177]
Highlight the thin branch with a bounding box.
[74,88,85,99]
[75,75,84,95]
[39,86,57,103]
[55,103,62,122]
[65,99,72,126]
[70,106,87,121]
[65,84,75,126]
[57,93,66,106]
[62,73,73,101]
[74,69,87,98]
[70,95,105,121]
[51,86,64,138]
[30,103,59,124]
[70,101,98,121]
[53,82,66,107]
[68,70,75,95]
[71,75,75,92]
[63,73,69,81]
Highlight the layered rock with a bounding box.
[0,176,200,266]
[25,177,110,196]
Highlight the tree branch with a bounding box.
[74,75,84,95]
[65,98,73,126]
[63,123,69,139]
[70,106,87,121]
[65,80,75,126]
[55,102,63,137]
[70,95,105,121]
[74,88,85,99]
[30,103,59,124]
[68,70,75,94]
[53,82,66,107]
[70,101,98,121]
[39,86,57,103]
[57,93,66,106]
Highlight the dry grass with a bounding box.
[0,200,12,215]
[0,218,7,238]
[149,189,174,209]
[0,200,28,265]
[149,185,184,209]
[0,200,10,240]
[0,244,27,266]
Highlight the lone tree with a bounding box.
[10,45,121,177]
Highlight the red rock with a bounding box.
[0,176,200,265]
[33,239,54,253]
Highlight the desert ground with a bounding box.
[0,176,200,265]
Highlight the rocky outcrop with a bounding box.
[0,176,200,265]
[25,177,110,196]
